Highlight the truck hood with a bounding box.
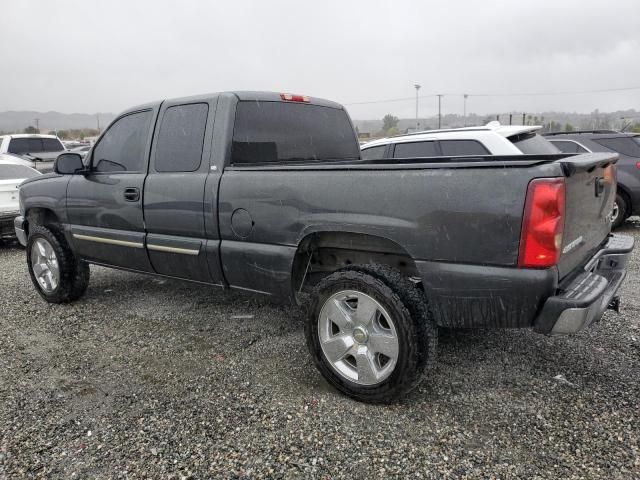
[18,172,61,187]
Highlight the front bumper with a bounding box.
[13,215,27,246]
[1,212,20,240]
[533,234,634,335]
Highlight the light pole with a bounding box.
[463,94,468,127]
[414,84,421,131]
[436,94,443,129]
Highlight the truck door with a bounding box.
[143,98,222,283]
[66,108,156,271]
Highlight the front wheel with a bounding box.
[305,264,436,403]
[26,225,90,303]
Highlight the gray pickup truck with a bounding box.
[15,91,634,402]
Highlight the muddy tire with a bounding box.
[26,224,90,303]
[305,264,436,403]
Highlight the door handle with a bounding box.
[124,187,140,202]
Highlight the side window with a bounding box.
[592,137,640,158]
[550,140,588,154]
[155,103,209,172]
[92,110,152,173]
[440,139,489,156]
[361,145,386,160]
[393,141,438,158]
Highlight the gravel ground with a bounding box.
[1,224,639,479]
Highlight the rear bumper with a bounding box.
[13,215,27,246]
[533,234,634,335]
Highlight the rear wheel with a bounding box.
[611,192,629,229]
[26,225,90,303]
[305,264,436,403]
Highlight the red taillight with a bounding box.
[518,178,566,268]
[636,161,640,170]
[280,93,310,103]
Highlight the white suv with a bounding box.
[360,122,560,160]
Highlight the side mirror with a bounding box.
[54,153,85,175]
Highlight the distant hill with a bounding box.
[0,111,115,134]
[353,109,640,136]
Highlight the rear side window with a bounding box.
[0,164,39,180]
[393,141,438,158]
[440,140,489,156]
[592,137,640,158]
[93,110,152,173]
[509,133,560,154]
[155,103,208,172]
[361,145,386,160]
[8,137,64,154]
[232,101,360,164]
[549,140,589,154]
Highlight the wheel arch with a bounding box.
[25,207,63,236]
[291,230,421,300]
[616,183,633,216]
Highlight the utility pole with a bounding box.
[509,114,513,125]
[34,118,40,132]
[97,114,100,133]
[463,94,468,127]
[414,84,421,131]
[437,94,443,129]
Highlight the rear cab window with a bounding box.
[231,101,360,164]
[509,133,560,154]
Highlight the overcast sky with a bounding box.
[1,0,639,120]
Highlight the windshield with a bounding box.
[7,137,65,154]
[232,101,360,164]
[0,164,39,180]
[509,133,561,154]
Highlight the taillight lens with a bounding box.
[518,178,566,268]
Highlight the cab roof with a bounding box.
[121,91,344,115]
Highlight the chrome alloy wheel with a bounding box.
[30,238,59,293]
[318,290,399,385]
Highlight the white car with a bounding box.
[0,134,66,173]
[360,122,560,160]
[0,159,41,241]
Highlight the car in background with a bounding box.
[360,122,560,161]
[68,145,92,158]
[544,130,640,228]
[0,134,65,173]
[0,159,40,241]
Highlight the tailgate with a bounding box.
[557,152,618,279]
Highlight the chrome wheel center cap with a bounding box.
[352,327,368,344]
